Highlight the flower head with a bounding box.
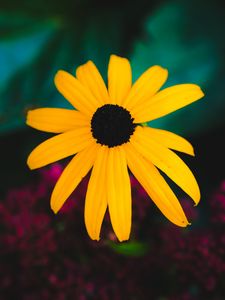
[27,54,204,241]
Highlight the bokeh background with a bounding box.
[1,0,225,299]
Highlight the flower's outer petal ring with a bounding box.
[133,84,204,123]
[107,146,132,242]
[85,146,108,241]
[27,127,92,170]
[51,142,98,213]
[108,55,132,105]
[26,108,90,133]
[132,126,200,205]
[76,60,110,105]
[141,127,194,156]
[125,142,189,227]
[123,65,168,111]
[54,70,101,116]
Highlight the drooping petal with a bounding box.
[54,70,101,116]
[141,126,194,156]
[123,65,168,111]
[124,142,189,227]
[131,126,200,204]
[107,146,132,241]
[26,108,90,133]
[133,84,204,123]
[51,142,98,213]
[27,127,92,170]
[76,60,110,104]
[108,55,132,105]
[85,146,108,241]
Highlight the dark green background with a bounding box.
[1,0,225,196]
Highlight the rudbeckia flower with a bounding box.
[27,55,204,242]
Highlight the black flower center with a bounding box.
[91,104,136,147]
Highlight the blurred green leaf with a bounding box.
[0,11,123,134]
[108,241,149,257]
[0,0,159,135]
[130,0,225,137]
[0,15,60,133]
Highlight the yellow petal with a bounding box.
[131,126,200,204]
[85,146,108,241]
[124,142,189,227]
[108,55,132,105]
[123,65,168,111]
[76,60,110,105]
[133,84,204,123]
[141,126,194,156]
[51,142,98,213]
[54,70,101,116]
[26,108,90,133]
[107,146,132,242]
[27,127,92,170]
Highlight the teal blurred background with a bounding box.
[1,0,225,298]
[1,0,225,193]
[1,0,225,195]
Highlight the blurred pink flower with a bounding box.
[0,164,225,299]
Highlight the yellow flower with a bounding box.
[27,54,204,242]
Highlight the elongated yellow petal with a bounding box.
[51,142,98,213]
[133,84,204,123]
[54,70,101,116]
[26,108,90,133]
[141,127,194,156]
[107,146,132,241]
[27,127,92,170]
[85,146,108,241]
[108,55,132,105]
[124,142,189,227]
[131,126,200,204]
[123,65,168,111]
[76,60,110,104]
